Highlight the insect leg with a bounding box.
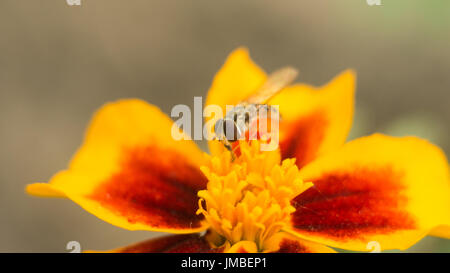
[223,140,237,161]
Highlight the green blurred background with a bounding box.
[1,0,449,252]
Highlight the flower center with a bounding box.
[197,141,312,252]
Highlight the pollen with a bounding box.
[197,141,312,252]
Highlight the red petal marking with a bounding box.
[164,235,223,253]
[117,234,223,253]
[279,111,328,169]
[272,239,308,253]
[118,235,192,253]
[291,166,416,240]
[89,145,207,230]
[236,247,248,253]
[231,141,241,158]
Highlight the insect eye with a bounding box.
[223,119,241,142]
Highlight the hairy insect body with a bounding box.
[213,66,298,152]
[215,103,280,151]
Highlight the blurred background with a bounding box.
[1,0,449,252]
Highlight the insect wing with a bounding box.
[244,66,298,104]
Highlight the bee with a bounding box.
[214,67,298,152]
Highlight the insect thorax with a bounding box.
[225,103,279,123]
[215,103,280,143]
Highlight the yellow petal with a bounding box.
[26,183,66,198]
[264,232,336,253]
[271,69,356,168]
[287,134,450,251]
[226,241,259,253]
[27,99,208,233]
[430,225,450,239]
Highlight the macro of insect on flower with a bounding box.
[26,48,450,253]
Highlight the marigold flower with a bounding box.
[26,48,450,253]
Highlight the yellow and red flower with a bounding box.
[26,48,450,253]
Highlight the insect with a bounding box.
[214,66,298,152]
